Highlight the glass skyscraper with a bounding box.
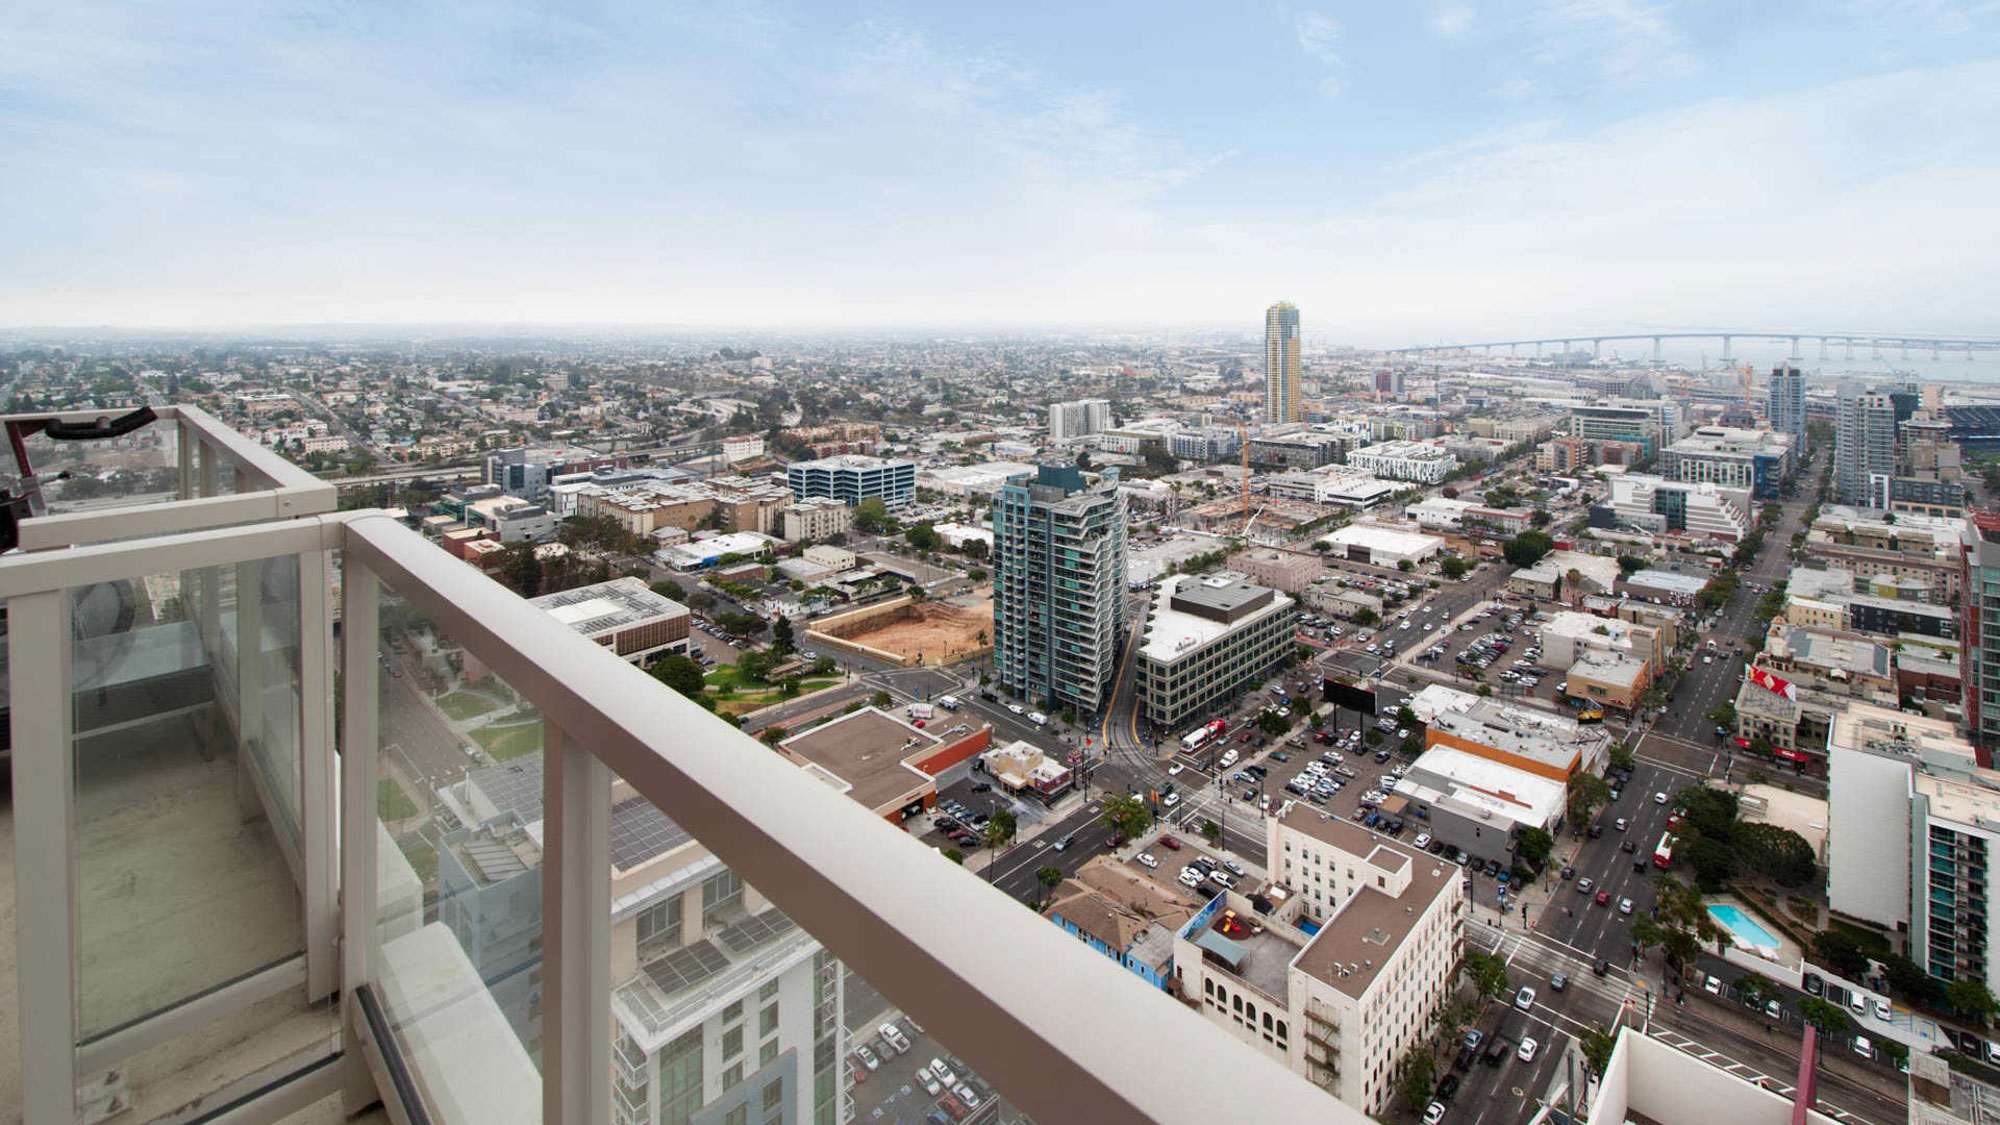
[992,465,1128,714]
[1264,302,1302,424]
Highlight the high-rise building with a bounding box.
[992,464,1127,713]
[1048,398,1112,443]
[1264,302,1302,424]
[1767,364,1806,444]
[1959,511,2000,768]
[1834,384,1917,507]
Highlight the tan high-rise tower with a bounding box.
[1264,302,1301,424]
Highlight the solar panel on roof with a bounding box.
[714,910,797,953]
[643,940,731,994]
[610,801,692,870]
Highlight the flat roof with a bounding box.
[1398,747,1567,825]
[1324,524,1445,554]
[1139,574,1289,663]
[1569,652,1650,687]
[777,707,941,810]
[1428,700,1606,768]
[1279,813,1459,999]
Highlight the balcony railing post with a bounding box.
[340,562,381,1001]
[301,544,338,1001]
[544,725,611,1124]
[11,588,79,1122]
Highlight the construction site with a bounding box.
[806,593,994,667]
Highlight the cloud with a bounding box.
[1428,5,1477,35]
[1292,10,1345,96]
[1527,0,1693,84]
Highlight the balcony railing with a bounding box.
[0,416,1363,1125]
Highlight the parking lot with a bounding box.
[846,1012,1011,1125]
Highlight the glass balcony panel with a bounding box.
[371,582,543,1123]
[71,559,305,1038]
[604,765,1032,1125]
[12,421,183,515]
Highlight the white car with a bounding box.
[955,1083,982,1109]
[1178,868,1203,888]
[1162,792,1180,808]
[854,1044,880,1071]
[1006,703,1024,715]
[1413,832,1432,849]
[1618,897,1634,915]
[1028,711,1048,726]
[1653,791,1669,805]
[1517,1037,1540,1063]
[930,1058,956,1088]
[1515,986,1536,1010]
[879,1023,910,1054]
[1137,852,1159,869]
[1423,1103,1447,1125]
[1167,764,1184,776]
[1872,996,1893,1021]
[1209,870,1235,889]
[919,1070,942,1096]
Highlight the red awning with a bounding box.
[1733,736,1753,749]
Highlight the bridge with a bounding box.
[1385,330,2000,363]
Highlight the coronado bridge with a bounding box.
[1384,331,2000,364]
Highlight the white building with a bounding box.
[1585,1027,1841,1125]
[1048,399,1113,443]
[1536,609,1663,672]
[1606,474,1751,542]
[1171,807,1464,1116]
[781,497,850,542]
[530,577,692,666]
[1827,701,2000,985]
[658,532,777,571]
[1266,469,1401,509]
[1343,441,1458,484]
[1319,524,1445,568]
[915,461,1038,499]
[1407,496,1531,535]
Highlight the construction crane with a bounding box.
[1236,421,1252,532]
[1740,362,1755,408]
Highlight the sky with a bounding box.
[4,0,2000,342]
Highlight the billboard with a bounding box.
[1322,678,1377,715]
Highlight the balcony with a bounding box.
[0,407,1359,1124]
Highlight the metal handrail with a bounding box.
[342,513,1361,1125]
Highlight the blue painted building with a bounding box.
[1047,858,1206,991]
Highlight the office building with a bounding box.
[1826,701,2000,984]
[1419,689,1613,783]
[1605,474,1752,542]
[0,403,1363,1125]
[1135,574,1294,728]
[785,454,916,510]
[1767,364,1806,444]
[992,464,1128,713]
[1834,384,1917,507]
[1265,301,1303,424]
[1172,808,1463,1115]
[1264,468,1400,509]
[530,577,693,667]
[1567,400,1676,457]
[1048,398,1113,443]
[1661,426,1795,499]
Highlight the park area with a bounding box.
[471,720,543,761]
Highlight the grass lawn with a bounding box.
[709,678,841,718]
[378,777,419,820]
[436,690,500,722]
[472,720,544,762]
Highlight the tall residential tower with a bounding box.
[1767,364,1806,444]
[992,465,1128,714]
[1264,302,1302,424]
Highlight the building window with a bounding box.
[637,894,685,953]
[722,1063,744,1091]
[704,869,745,921]
[762,1040,780,1067]
[761,1003,779,1037]
[723,1026,744,1059]
[760,979,780,1002]
[724,1000,744,1024]
[763,1081,784,1111]
[726,1107,748,1125]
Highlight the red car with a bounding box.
[1595,890,1612,906]
[1159,835,1182,851]
[1238,731,1253,743]
[938,1094,969,1121]
[850,1066,868,1085]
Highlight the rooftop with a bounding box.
[1397,746,1568,829]
[529,575,689,637]
[1428,698,1610,768]
[1140,573,1290,663]
[788,453,913,471]
[1322,523,1446,555]
[776,706,948,810]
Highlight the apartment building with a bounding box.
[1135,574,1295,728]
[1834,384,1917,507]
[1567,400,1672,457]
[1810,506,1964,600]
[1048,398,1113,443]
[992,464,1128,713]
[1768,364,1807,445]
[1343,440,1457,484]
[786,454,916,510]
[1963,510,2000,768]
[1826,702,2000,984]
[780,497,851,542]
[1661,425,1795,499]
[1172,808,1464,1115]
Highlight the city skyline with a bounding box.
[7,3,2000,335]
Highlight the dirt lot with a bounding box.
[837,598,993,666]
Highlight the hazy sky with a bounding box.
[6,1,1999,342]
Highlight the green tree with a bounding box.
[1735,823,1817,888]
[1440,555,1471,580]
[649,652,708,699]
[1608,745,1636,772]
[942,848,965,865]
[1036,865,1065,900]
[737,649,778,683]
[1812,928,1876,980]
[1882,953,1942,1007]
[853,496,892,534]
[1579,1027,1618,1076]
[1630,915,1665,964]
[1257,709,1291,737]
[1201,819,1222,846]
[1396,705,1420,728]
[983,809,1018,852]
[1735,973,1777,1010]
[771,615,796,656]
[1517,827,1555,869]
[1567,772,1611,827]
[1394,1050,1437,1113]
[1502,530,1555,567]
[1097,794,1153,841]
[651,579,686,601]
[1617,554,1649,575]
[1463,949,1510,1002]
[904,522,942,552]
[1949,978,1999,1027]
[1799,997,1855,1035]
[501,541,543,596]
[872,690,893,709]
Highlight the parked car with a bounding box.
[854,1045,880,1071]
[880,1023,910,1054]
[1515,986,1536,1010]
[1517,1037,1539,1063]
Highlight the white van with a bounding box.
[936,695,961,711]
[1028,711,1049,726]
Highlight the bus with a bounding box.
[1182,719,1228,753]
[1653,833,1676,870]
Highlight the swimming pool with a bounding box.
[1708,903,1781,950]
